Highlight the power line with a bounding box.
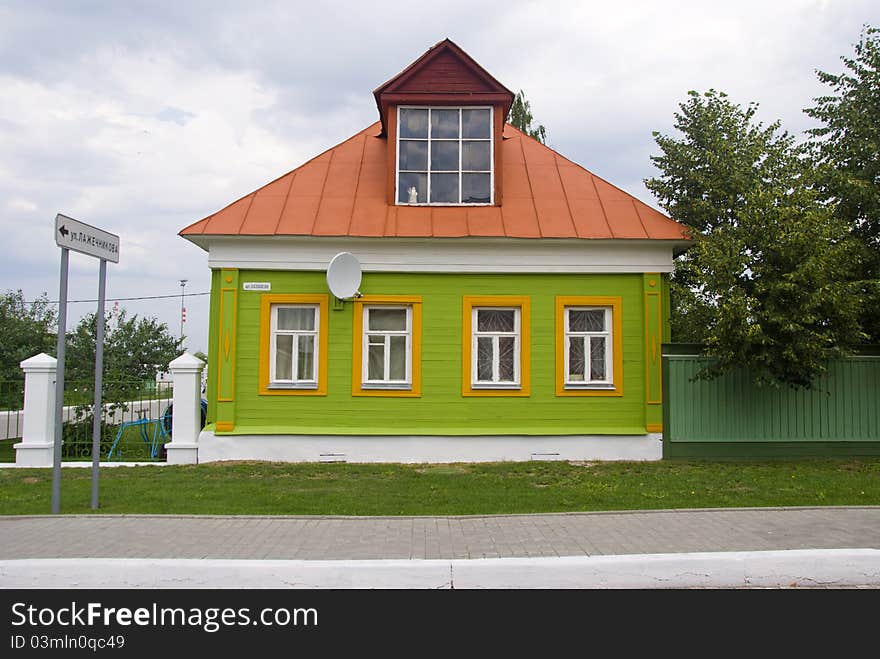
[25,292,211,305]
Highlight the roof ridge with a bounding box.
[515,129,542,238]
[631,199,650,238]
[272,170,297,234]
[589,170,615,238]
[552,152,578,237]
[225,192,256,235]
[344,133,368,235]
[310,132,337,235]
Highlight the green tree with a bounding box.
[805,25,880,342]
[646,90,865,387]
[509,90,547,143]
[0,290,57,382]
[66,308,183,385]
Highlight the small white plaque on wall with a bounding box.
[242,282,271,291]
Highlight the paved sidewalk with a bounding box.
[2,507,878,588]
[2,507,878,560]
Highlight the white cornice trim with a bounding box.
[188,236,685,273]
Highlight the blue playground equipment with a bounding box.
[106,399,207,461]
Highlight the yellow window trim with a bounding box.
[352,295,422,397]
[462,295,531,397]
[555,296,623,397]
[258,294,329,396]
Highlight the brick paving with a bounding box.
[1,507,878,561]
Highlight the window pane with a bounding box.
[590,337,607,380]
[462,173,491,203]
[498,336,515,381]
[569,309,605,333]
[399,108,428,138]
[477,309,515,333]
[430,173,459,203]
[368,308,407,331]
[274,334,293,380]
[568,337,585,381]
[399,140,427,170]
[277,307,314,331]
[368,342,384,381]
[431,109,459,138]
[389,336,406,380]
[476,336,493,381]
[462,141,490,171]
[431,141,459,171]
[297,335,315,380]
[462,109,491,139]
[398,172,427,203]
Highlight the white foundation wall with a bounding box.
[197,431,663,463]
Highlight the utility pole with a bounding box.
[179,279,188,349]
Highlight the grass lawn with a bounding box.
[1,458,878,516]
[0,438,15,462]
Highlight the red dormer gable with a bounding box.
[373,39,514,136]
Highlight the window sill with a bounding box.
[471,383,521,390]
[555,383,622,397]
[397,202,494,207]
[361,383,412,391]
[268,383,318,390]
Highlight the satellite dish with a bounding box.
[326,252,362,300]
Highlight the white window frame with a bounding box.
[396,105,494,206]
[361,305,413,389]
[564,306,614,389]
[269,304,319,388]
[471,306,520,388]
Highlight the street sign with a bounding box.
[51,212,120,514]
[54,213,120,263]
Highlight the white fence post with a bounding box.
[15,353,57,467]
[165,353,205,465]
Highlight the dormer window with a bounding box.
[397,106,493,205]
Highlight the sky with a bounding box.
[1,0,878,358]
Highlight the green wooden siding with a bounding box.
[209,270,655,436]
[663,350,880,454]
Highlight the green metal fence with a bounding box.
[662,345,880,458]
[61,380,173,462]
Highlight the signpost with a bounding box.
[52,213,120,513]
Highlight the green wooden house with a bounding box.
[179,40,690,462]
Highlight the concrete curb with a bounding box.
[3,505,878,521]
[2,549,878,589]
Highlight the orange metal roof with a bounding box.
[179,123,688,242]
